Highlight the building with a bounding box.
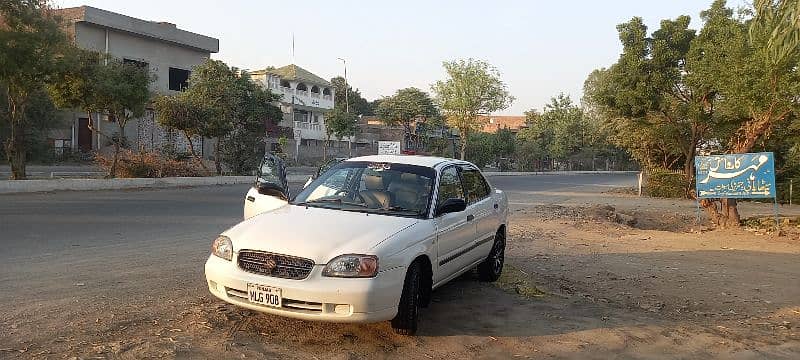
[251,64,335,142]
[52,6,219,156]
[478,115,527,134]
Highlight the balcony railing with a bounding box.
[310,92,320,99]
[281,87,293,94]
[323,94,332,101]
[294,121,322,132]
[296,89,308,97]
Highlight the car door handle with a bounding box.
[466,214,475,222]
[247,196,255,202]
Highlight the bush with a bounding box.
[646,169,689,198]
[95,150,208,178]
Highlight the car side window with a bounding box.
[437,166,465,208]
[462,168,490,204]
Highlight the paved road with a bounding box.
[0,174,635,262]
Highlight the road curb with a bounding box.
[0,171,635,194]
[0,176,255,194]
[483,171,639,176]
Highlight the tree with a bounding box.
[692,0,800,226]
[180,60,279,174]
[324,106,358,160]
[219,72,282,175]
[0,87,62,163]
[0,0,69,179]
[97,59,152,177]
[375,87,439,151]
[49,52,152,177]
[330,76,373,115]
[152,94,211,168]
[431,59,514,160]
[583,15,716,180]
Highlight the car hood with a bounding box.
[223,204,419,264]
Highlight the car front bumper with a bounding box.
[204,254,405,323]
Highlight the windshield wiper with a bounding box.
[297,198,369,208]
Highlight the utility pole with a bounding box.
[337,57,349,113]
[337,57,351,157]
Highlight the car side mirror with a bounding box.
[256,181,288,201]
[436,198,467,216]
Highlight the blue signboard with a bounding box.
[695,152,775,198]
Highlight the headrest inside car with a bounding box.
[364,174,385,190]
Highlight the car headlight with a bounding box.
[322,254,379,278]
[211,235,233,261]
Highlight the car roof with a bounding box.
[346,155,463,168]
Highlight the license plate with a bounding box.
[246,283,282,308]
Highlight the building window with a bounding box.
[280,79,291,88]
[296,83,308,92]
[168,67,190,91]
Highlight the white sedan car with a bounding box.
[205,155,508,335]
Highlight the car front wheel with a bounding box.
[391,261,421,335]
[478,229,505,282]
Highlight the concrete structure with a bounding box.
[478,115,528,134]
[52,6,219,157]
[251,65,334,142]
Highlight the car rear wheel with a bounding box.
[391,261,421,335]
[478,229,505,282]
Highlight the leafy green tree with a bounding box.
[431,58,514,160]
[0,0,69,179]
[375,87,439,150]
[49,52,152,177]
[181,60,280,174]
[584,15,715,179]
[219,71,283,175]
[152,94,211,168]
[330,76,373,116]
[0,87,62,163]
[323,107,358,160]
[691,0,800,226]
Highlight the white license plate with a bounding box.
[246,283,282,308]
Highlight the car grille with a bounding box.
[237,250,314,280]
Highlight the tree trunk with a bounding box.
[5,117,26,180]
[108,141,120,178]
[723,198,740,227]
[214,138,222,175]
[107,120,127,178]
[459,128,467,160]
[183,131,208,171]
[4,93,27,180]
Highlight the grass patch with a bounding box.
[494,264,546,299]
[741,216,798,231]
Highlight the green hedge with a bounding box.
[646,169,689,198]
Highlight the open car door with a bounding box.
[243,154,290,219]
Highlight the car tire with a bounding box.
[391,261,421,335]
[478,229,505,282]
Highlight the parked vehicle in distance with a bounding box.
[206,155,509,335]
[243,153,290,220]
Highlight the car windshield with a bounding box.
[293,161,435,218]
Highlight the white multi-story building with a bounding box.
[251,64,334,141]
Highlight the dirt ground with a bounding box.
[2,193,800,359]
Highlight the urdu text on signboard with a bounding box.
[694,152,775,198]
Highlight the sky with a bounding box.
[54,0,748,115]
